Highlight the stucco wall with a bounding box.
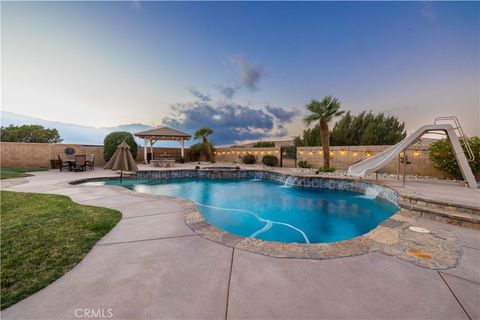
[0,142,451,179]
[0,142,187,168]
[297,145,449,178]
[0,143,106,168]
[213,147,280,164]
[212,145,449,178]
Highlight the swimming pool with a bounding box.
[83,176,399,244]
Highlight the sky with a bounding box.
[2,1,479,145]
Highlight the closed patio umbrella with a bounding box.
[104,140,138,182]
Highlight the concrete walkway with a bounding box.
[1,169,479,319]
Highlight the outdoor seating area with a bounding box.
[57,154,96,172]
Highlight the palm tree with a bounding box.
[194,127,214,162]
[303,96,344,169]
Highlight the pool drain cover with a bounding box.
[409,226,430,233]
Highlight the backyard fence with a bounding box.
[295,145,448,177]
[212,147,296,168]
[0,141,450,179]
[0,142,106,168]
[0,142,188,168]
[213,144,450,178]
[213,147,280,164]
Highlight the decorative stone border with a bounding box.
[185,206,462,270]
[76,169,463,270]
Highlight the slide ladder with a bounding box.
[347,118,477,189]
[434,116,475,162]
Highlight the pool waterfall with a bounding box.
[283,176,297,188]
[252,172,264,181]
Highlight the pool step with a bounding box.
[400,195,480,229]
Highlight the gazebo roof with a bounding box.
[134,126,191,141]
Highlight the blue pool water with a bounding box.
[84,178,398,243]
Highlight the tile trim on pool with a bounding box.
[135,169,400,206]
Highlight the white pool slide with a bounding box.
[347,122,477,189]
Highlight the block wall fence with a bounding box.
[0,142,185,168]
[0,142,450,179]
[296,145,448,178]
[212,147,280,164]
[212,145,450,178]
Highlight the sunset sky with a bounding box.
[2,1,479,145]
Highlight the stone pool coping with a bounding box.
[72,169,463,270]
[185,206,461,270]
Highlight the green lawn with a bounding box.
[0,167,48,180]
[0,191,121,309]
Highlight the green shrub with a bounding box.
[261,155,278,167]
[253,141,275,147]
[189,143,203,161]
[317,167,335,173]
[297,160,311,168]
[428,137,479,179]
[189,142,215,161]
[242,154,256,164]
[103,132,138,162]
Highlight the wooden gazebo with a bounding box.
[134,127,191,163]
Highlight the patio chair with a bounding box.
[85,154,96,171]
[58,155,71,172]
[74,155,87,172]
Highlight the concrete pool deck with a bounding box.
[1,168,479,319]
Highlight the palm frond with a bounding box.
[303,114,320,126]
[306,100,321,113]
[194,127,213,139]
[303,95,343,124]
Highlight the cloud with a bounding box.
[265,105,299,123]
[213,56,264,99]
[274,124,289,137]
[231,56,264,90]
[186,87,211,102]
[420,2,435,21]
[162,102,294,145]
[218,85,239,99]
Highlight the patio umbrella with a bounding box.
[104,140,138,182]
